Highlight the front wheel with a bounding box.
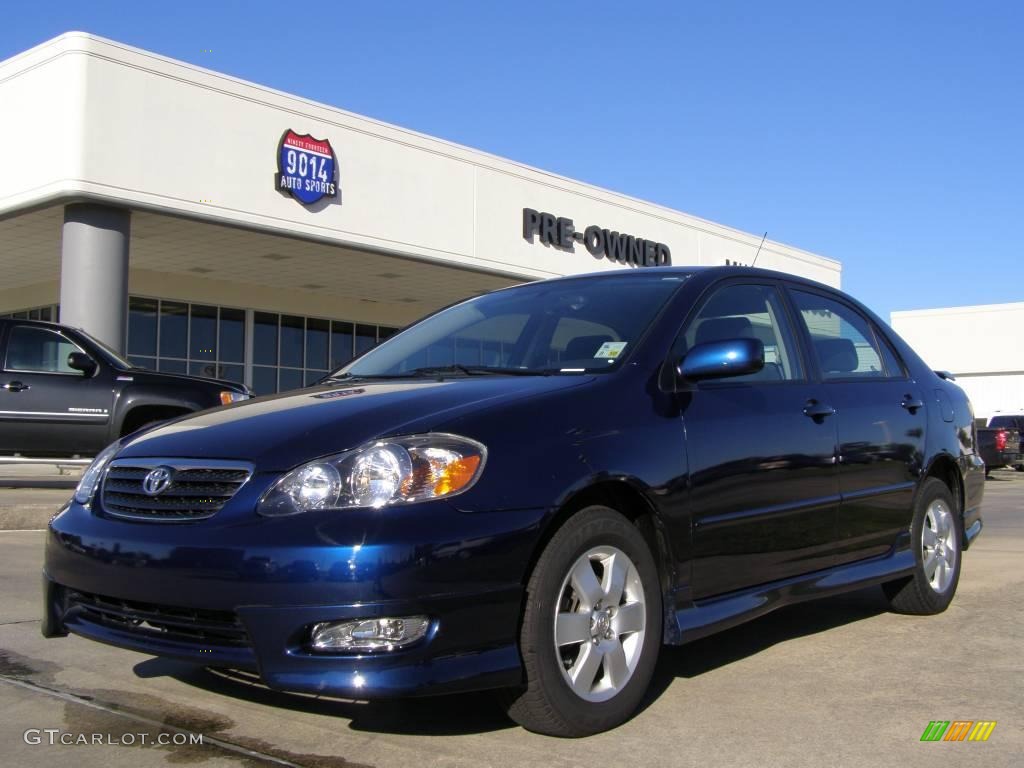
[883,478,961,614]
[504,506,662,737]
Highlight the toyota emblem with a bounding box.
[142,466,174,496]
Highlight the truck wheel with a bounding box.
[504,506,662,737]
[882,478,961,615]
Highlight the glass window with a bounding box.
[158,358,187,374]
[254,312,278,366]
[128,298,158,357]
[120,297,408,392]
[219,364,244,385]
[252,366,277,395]
[355,324,377,356]
[159,302,188,359]
[331,321,354,367]
[190,305,217,361]
[279,367,304,392]
[678,283,802,382]
[877,333,906,378]
[306,318,329,371]
[129,355,155,370]
[189,361,220,378]
[305,369,327,386]
[790,290,885,379]
[343,274,688,377]
[280,315,304,369]
[549,317,619,367]
[219,307,245,363]
[5,326,82,373]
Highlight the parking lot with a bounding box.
[1,473,1021,767]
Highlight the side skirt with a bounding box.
[670,546,916,645]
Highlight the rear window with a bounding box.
[989,416,1024,429]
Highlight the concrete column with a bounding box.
[60,204,131,352]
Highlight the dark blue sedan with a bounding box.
[43,266,985,736]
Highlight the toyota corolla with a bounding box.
[42,266,984,736]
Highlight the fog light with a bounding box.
[310,616,429,652]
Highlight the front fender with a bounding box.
[112,386,210,437]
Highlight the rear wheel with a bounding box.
[883,478,961,614]
[505,506,662,737]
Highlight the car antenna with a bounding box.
[751,231,768,267]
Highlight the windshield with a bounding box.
[75,328,135,369]
[335,273,689,378]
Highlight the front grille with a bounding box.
[65,589,249,648]
[101,459,252,522]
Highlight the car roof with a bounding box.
[0,317,68,331]
[527,265,839,293]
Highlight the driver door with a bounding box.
[0,324,114,455]
[677,281,841,598]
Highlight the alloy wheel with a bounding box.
[553,546,646,703]
[922,499,957,593]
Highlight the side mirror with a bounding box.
[678,338,764,382]
[67,351,97,376]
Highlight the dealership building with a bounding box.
[0,33,841,394]
[892,303,1024,421]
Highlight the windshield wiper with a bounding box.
[325,366,556,381]
[398,365,553,378]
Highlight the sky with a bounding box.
[4,1,1023,323]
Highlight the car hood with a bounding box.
[121,368,248,393]
[118,375,594,469]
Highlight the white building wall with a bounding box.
[0,33,841,287]
[0,42,86,211]
[891,303,1024,421]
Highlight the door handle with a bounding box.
[1,381,29,392]
[803,400,835,420]
[901,395,924,413]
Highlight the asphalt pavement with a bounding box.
[1,471,1021,767]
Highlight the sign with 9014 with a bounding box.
[275,129,339,206]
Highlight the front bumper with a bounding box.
[43,493,548,698]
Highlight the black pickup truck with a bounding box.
[988,415,1024,471]
[0,318,250,458]
[976,418,1023,477]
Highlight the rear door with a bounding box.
[787,288,925,564]
[679,280,841,598]
[0,324,114,455]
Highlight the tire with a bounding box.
[504,506,662,737]
[882,478,962,614]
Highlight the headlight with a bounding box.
[258,433,487,516]
[219,391,250,405]
[73,441,121,505]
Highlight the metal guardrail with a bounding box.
[0,456,92,466]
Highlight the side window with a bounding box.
[876,332,906,378]
[4,326,82,373]
[677,283,802,382]
[790,290,888,380]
